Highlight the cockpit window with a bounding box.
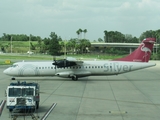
[11,64,18,68]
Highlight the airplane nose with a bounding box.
[3,69,8,74]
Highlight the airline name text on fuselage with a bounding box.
[103,63,133,72]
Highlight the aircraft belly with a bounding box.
[74,71,91,77]
[55,70,91,78]
[91,69,119,75]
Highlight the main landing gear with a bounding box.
[71,76,78,81]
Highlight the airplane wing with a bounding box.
[53,57,83,68]
[66,57,83,65]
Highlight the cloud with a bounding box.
[0,0,160,40]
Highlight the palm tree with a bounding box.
[104,30,108,42]
[78,28,83,39]
[83,29,87,39]
[76,30,80,39]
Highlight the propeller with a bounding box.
[64,59,66,67]
[52,56,67,68]
[52,56,57,69]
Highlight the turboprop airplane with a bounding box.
[3,38,156,81]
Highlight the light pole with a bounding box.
[156,42,157,55]
[10,36,12,53]
[28,35,31,56]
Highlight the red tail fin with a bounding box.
[113,38,156,62]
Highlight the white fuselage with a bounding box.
[3,61,156,79]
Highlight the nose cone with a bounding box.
[3,68,10,75]
[3,68,13,76]
[3,67,18,76]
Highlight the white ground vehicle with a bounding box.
[6,81,40,112]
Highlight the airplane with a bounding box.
[3,38,156,81]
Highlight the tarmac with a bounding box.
[0,60,160,120]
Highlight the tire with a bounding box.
[36,102,39,109]
[9,109,13,112]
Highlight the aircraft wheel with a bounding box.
[11,77,15,80]
[72,76,78,81]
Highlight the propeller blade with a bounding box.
[52,56,57,69]
[64,59,66,67]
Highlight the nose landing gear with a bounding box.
[11,77,15,80]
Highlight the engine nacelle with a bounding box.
[55,72,72,78]
[55,71,91,78]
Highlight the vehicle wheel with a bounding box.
[36,102,39,109]
[11,77,15,80]
[9,109,13,112]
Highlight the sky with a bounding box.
[0,0,160,41]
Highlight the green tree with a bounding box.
[76,28,87,39]
[104,30,108,42]
[79,39,91,53]
[37,37,43,53]
[155,29,160,43]
[1,46,5,52]
[43,38,50,53]
[48,32,61,56]
[76,30,80,39]
[30,42,35,50]
[104,30,125,43]
[98,38,103,42]
[66,38,77,54]
[79,28,83,39]
[83,29,87,39]
[139,30,156,42]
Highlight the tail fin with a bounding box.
[113,38,156,62]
